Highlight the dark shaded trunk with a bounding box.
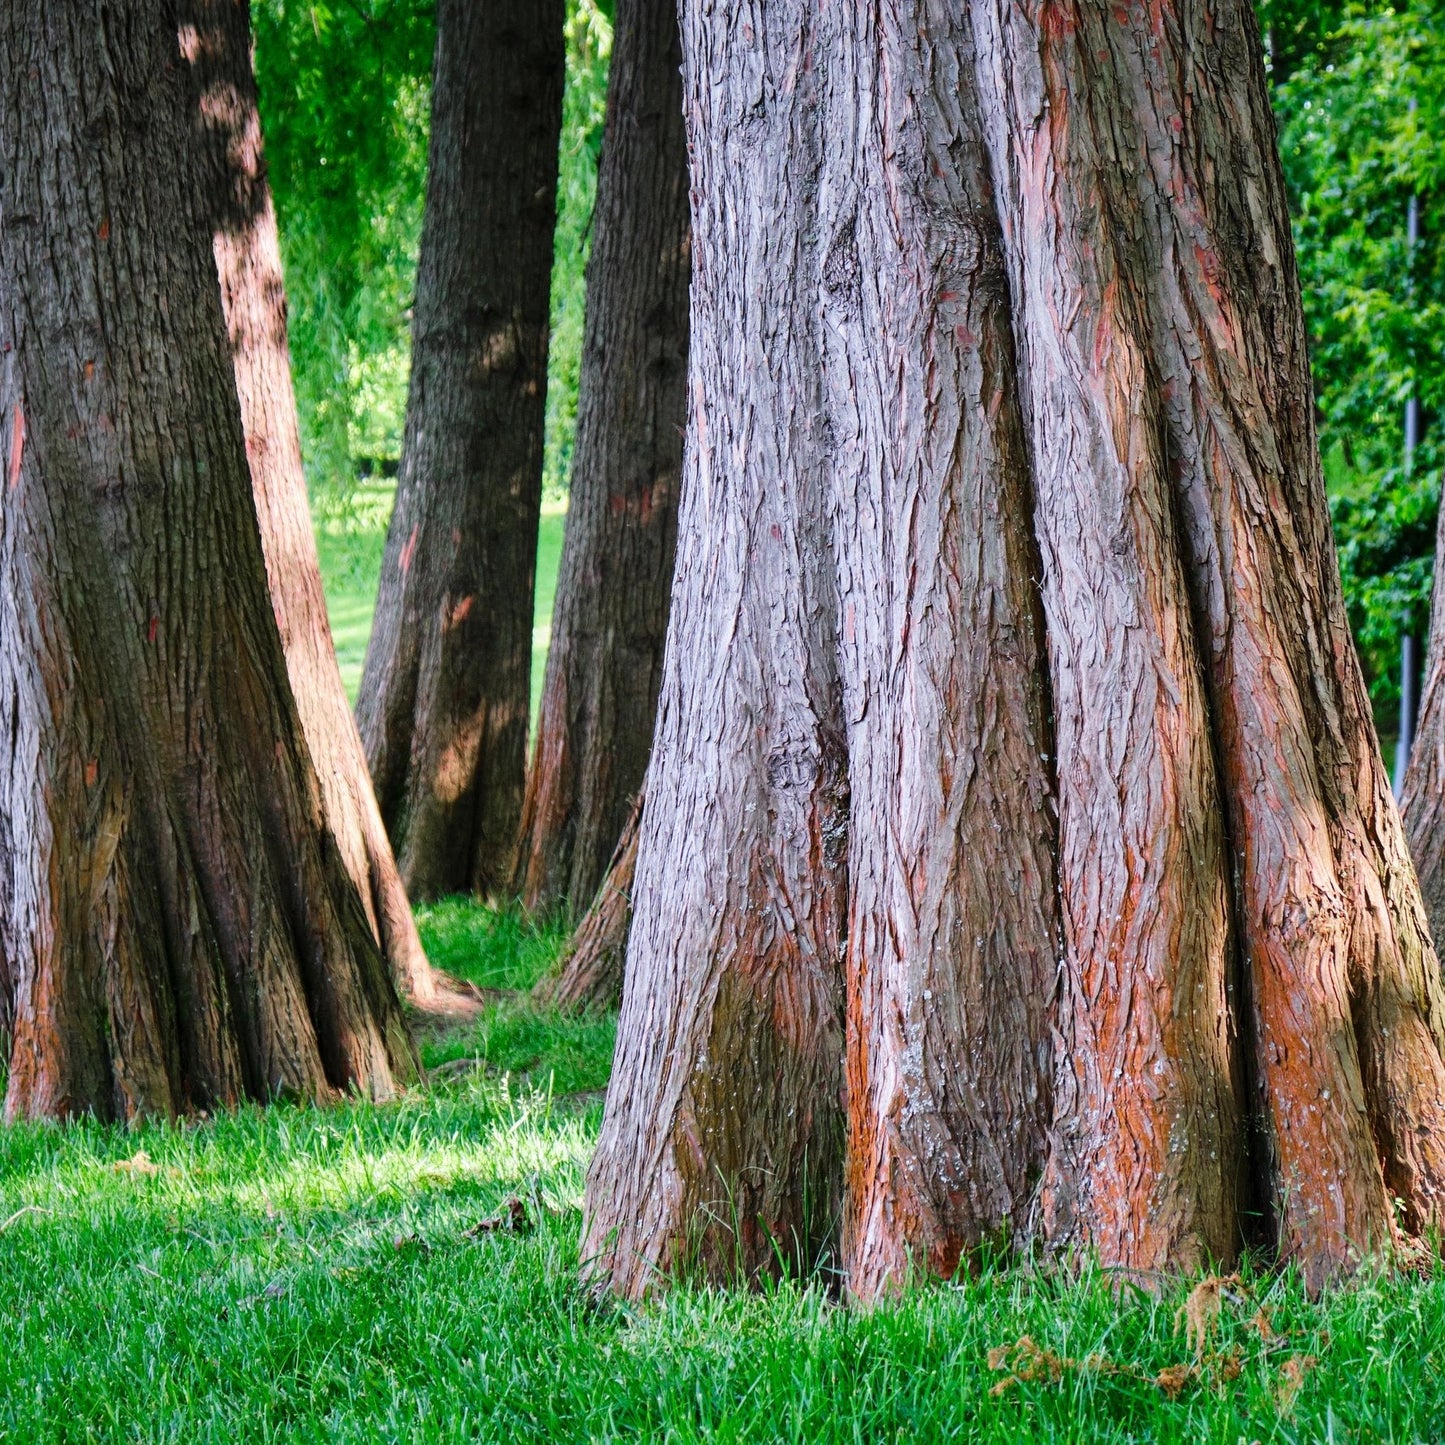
[356,0,565,899]
[183,0,435,1004]
[511,0,690,917]
[534,795,640,1013]
[0,0,417,1121]
[583,0,1445,1300]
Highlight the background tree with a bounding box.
[356,0,565,899]
[184,0,435,1004]
[583,0,1445,1299]
[512,0,691,918]
[0,0,416,1120]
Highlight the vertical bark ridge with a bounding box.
[182,0,435,1004]
[0,0,416,1121]
[512,0,690,918]
[580,1,849,1297]
[819,0,1061,1297]
[1095,0,1445,1275]
[973,0,1243,1273]
[355,0,564,899]
[534,794,641,1013]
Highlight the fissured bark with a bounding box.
[817,3,1061,1293]
[512,0,691,919]
[583,0,1445,1299]
[534,795,640,1013]
[581,0,848,1294]
[183,0,435,1004]
[356,0,564,899]
[0,0,417,1120]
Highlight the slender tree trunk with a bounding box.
[0,0,417,1121]
[182,0,435,1004]
[581,1,849,1294]
[356,0,565,900]
[534,795,640,1012]
[511,0,691,917]
[583,0,1445,1300]
[1403,529,1445,968]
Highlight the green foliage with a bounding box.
[546,1,613,500]
[251,0,433,490]
[1273,0,1445,716]
[253,0,613,496]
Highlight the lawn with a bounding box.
[3,900,1443,1442]
[4,500,1445,1442]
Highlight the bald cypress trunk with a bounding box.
[534,795,640,1013]
[582,0,1445,1299]
[356,0,565,900]
[512,0,690,917]
[0,0,416,1121]
[183,0,435,1004]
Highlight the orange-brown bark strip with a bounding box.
[1096,0,1445,1270]
[535,796,640,1014]
[973,0,1243,1272]
[356,0,564,900]
[580,1,848,1297]
[818,2,1060,1296]
[183,0,434,1005]
[513,0,690,919]
[0,0,416,1121]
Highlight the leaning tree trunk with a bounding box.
[0,0,417,1121]
[511,0,691,917]
[355,0,565,900]
[534,795,640,1012]
[583,0,1445,1300]
[183,0,434,1004]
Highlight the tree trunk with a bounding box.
[534,795,640,1013]
[1403,525,1445,971]
[580,0,850,1294]
[511,0,690,918]
[583,0,1445,1299]
[0,0,417,1121]
[182,0,435,1005]
[355,0,565,901]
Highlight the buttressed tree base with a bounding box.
[582,0,1445,1299]
[0,0,416,1120]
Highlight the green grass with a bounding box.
[313,483,567,722]
[4,957,1445,1445]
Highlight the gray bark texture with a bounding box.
[184,0,435,1005]
[0,0,417,1121]
[583,0,1445,1299]
[356,0,565,900]
[513,0,691,918]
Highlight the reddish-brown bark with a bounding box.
[534,796,640,1013]
[582,0,1445,1299]
[512,0,690,918]
[356,0,565,900]
[0,0,417,1120]
[183,0,435,1005]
